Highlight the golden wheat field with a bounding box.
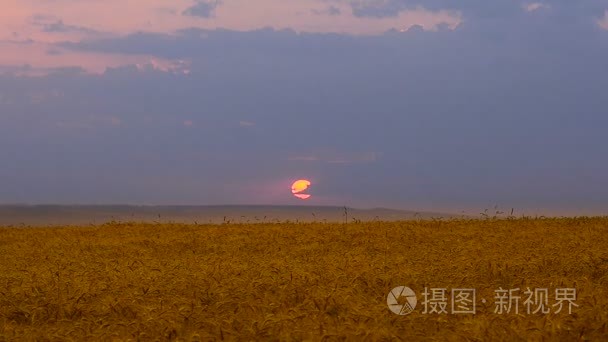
[1,218,607,341]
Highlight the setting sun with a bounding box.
[291,179,311,200]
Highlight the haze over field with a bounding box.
[0,205,457,226]
[1,1,607,215]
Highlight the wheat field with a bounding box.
[1,218,607,340]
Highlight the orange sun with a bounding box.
[291,179,311,200]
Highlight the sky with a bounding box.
[1,0,607,215]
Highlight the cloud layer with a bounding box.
[0,0,607,214]
[183,1,223,18]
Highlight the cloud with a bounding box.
[182,0,222,18]
[2,0,462,37]
[0,64,84,77]
[288,151,380,164]
[599,10,608,30]
[522,3,550,13]
[157,7,178,15]
[46,47,63,56]
[29,14,103,37]
[337,0,606,26]
[349,0,404,18]
[312,6,341,16]
[135,59,191,74]
[41,20,100,35]
[287,155,319,162]
[326,151,380,164]
[0,39,189,75]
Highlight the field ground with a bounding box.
[1,218,607,340]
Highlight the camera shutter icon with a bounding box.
[387,286,417,315]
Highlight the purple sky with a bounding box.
[1,1,608,215]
